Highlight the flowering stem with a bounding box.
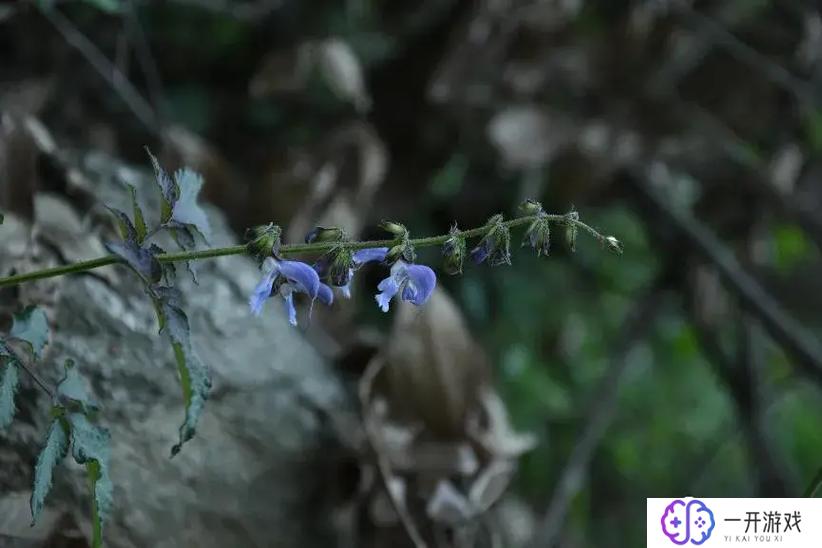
[0,214,609,289]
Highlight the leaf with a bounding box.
[10,306,49,359]
[316,38,371,112]
[0,358,19,430]
[56,359,99,415]
[67,412,112,548]
[152,287,211,456]
[146,148,176,224]
[127,184,147,244]
[105,239,162,285]
[106,207,138,243]
[30,418,69,524]
[170,168,211,243]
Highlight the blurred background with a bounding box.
[1,0,822,547]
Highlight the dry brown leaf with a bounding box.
[385,289,490,437]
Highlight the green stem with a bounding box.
[0,214,608,289]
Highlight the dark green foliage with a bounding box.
[10,306,50,358]
[151,286,211,456]
[68,412,112,548]
[105,157,213,455]
[0,357,19,430]
[30,418,69,523]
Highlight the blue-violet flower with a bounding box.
[375,260,437,312]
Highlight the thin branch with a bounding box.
[530,276,667,547]
[12,357,54,399]
[126,0,165,115]
[0,212,613,289]
[358,356,428,548]
[627,175,822,386]
[687,307,790,496]
[803,466,822,498]
[38,5,160,134]
[677,4,815,106]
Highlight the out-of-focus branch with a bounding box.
[676,4,814,106]
[359,357,428,548]
[530,274,669,547]
[626,174,822,386]
[38,5,160,134]
[686,303,790,496]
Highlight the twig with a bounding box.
[126,0,165,115]
[530,276,667,547]
[38,5,160,134]
[803,466,822,498]
[677,4,814,106]
[358,356,428,548]
[627,175,822,386]
[13,358,54,399]
[0,212,611,289]
[687,306,790,496]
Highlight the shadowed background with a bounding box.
[1,1,822,547]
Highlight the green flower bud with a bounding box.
[379,220,408,237]
[245,223,282,260]
[442,224,466,275]
[519,198,543,217]
[327,246,354,286]
[523,216,551,256]
[565,209,579,252]
[604,235,624,255]
[471,214,511,266]
[305,225,345,244]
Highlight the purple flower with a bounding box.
[375,260,436,312]
[249,257,325,326]
[324,246,389,299]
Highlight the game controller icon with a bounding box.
[660,498,715,545]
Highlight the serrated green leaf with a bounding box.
[67,412,112,548]
[105,239,162,285]
[171,168,211,243]
[107,206,138,242]
[0,358,20,430]
[146,148,176,224]
[56,359,99,415]
[30,418,69,524]
[10,306,49,359]
[127,185,147,244]
[151,287,211,456]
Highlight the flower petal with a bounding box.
[318,283,334,306]
[470,243,489,264]
[339,277,352,299]
[375,275,400,312]
[281,288,298,326]
[278,260,320,298]
[248,258,280,316]
[353,247,388,265]
[402,264,436,306]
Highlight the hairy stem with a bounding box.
[0,214,609,289]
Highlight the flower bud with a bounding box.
[245,223,282,260]
[604,235,624,255]
[305,225,345,244]
[471,214,511,266]
[386,242,416,263]
[442,224,466,275]
[564,209,579,252]
[519,198,543,217]
[327,246,354,286]
[524,216,551,256]
[379,220,408,237]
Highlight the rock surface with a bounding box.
[0,152,347,548]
